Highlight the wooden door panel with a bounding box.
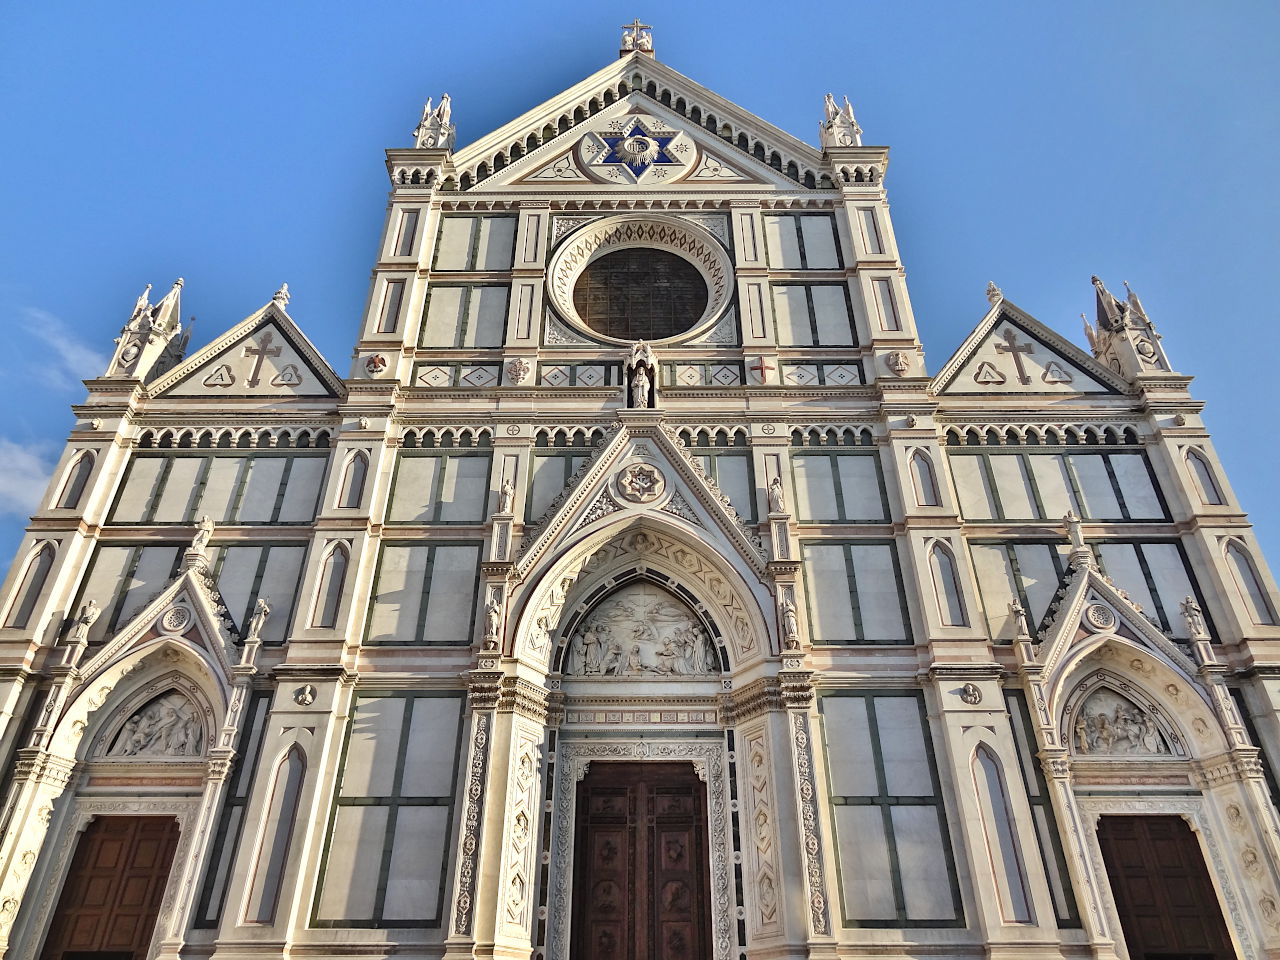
[1096,815,1235,960]
[571,762,712,960]
[42,816,180,960]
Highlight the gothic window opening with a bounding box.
[572,248,708,341]
[4,541,54,629]
[971,746,1032,923]
[910,451,940,506]
[929,543,968,627]
[337,452,368,509]
[1187,449,1225,505]
[244,746,306,923]
[1226,541,1277,625]
[57,451,95,509]
[311,543,349,629]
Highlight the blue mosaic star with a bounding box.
[598,120,679,175]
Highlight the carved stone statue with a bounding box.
[272,282,290,306]
[72,599,100,642]
[779,591,799,649]
[246,596,271,643]
[986,281,1003,305]
[637,30,652,52]
[107,692,203,758]
[1181,595,1207,638]
[823,93,839,123]
[1009,597,1031,638]
[191,515,215,553]
[1063,510,1086,552]
[484,594,502,648]
[630,366,651,408]
[497,478,515,515]
[621,29,635,50]
[768,476,787,514]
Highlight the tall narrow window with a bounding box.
[930,542,967,626]
[872,278,901,331]
[971,746,1033,923]
[910,451,940,506]
[1187,450,1224,505]
[243,746,306,923]
[394,210,420,257]
[377,280,406,334]
[337,452,368,509]
[57,452,95,509]
[5,543,55,629]
[858,208,884,255]
[1226,541,1277,625]
[312,544,349,629]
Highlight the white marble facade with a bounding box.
[0,28,1279,960]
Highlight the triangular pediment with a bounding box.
[1033,562,1199,689]
[75,564,240,697]
[515,417,768,578]
[148,302,345,399]
[475,95,804,191]
[450,52,828,192]
[932,300,1126,396]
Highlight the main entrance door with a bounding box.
[41,815,181,960]
[570,762,712,960]
[1096,815,1236,960]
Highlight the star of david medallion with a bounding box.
[616,463,666,503]
[577,114,694,184]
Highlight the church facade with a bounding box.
[1,27,1279,960]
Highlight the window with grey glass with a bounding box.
[819,692,964,926]
[801,541,911,644]
[387,453,492,523]
[771,283,856,346]
[432,215,516,271]
[365,542,481,645]
[762,212,843,269]
[790,452,888,521]
[420,284,509,348]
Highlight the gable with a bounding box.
[150,307,344,399]
[933,302,1125,396]
[476,95,802,191]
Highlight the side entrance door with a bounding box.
[40,815,181,960]
[1096,814,1236,960]
[570,761,713,960]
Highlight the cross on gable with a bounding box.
[994,328,1034,385]
[243,332,283,388]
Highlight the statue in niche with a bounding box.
[497,478,515,515]
[71,599,100,642]
[565,583,717,678]
[630,365,651,409]
[1071,687,1168,756]
[767,476,786,514]
[779,589,800,648]
[626,341,656,409]
[107,691,203,758]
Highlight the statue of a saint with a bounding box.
[779,591,799,648]
[1009,598,1031,638]
[768,476,787,514]
[498,478,515,515]
[246,596,271,642]
[621,29,635,50]
[191,515,215,553]
[1181,595,1207,638]
[1063,510,1086,552]
[637,30,652,52]
[484,594,502,647]
[630,366,651,408]
[823,92,839,123]
[72,598,100,642]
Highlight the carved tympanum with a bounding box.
[1070,687,1168,757]
[564,582,718,678]
[105,691,204,758]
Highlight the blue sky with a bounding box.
[1,2,1278,566]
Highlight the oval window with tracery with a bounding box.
[572,248,709,341]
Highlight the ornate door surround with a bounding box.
[545,736,735,960]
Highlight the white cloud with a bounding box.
[18,307,110,389]
[0,438,54,519]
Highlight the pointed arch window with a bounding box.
[243,746,306,923]
[1186,449,1224,505]
[910,450,940,507]
[930,542,967,626]
[1226,541,1276,625]
[57,452,95,510]
[337,451,368,509]
[971,746,1033,923]
[4,542,54,629]
[311,544,349,629]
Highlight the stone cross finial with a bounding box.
[621,19,653,55]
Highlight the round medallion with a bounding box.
[616,463,666,504]
[1084,603,1117,631]
[161,606,192,633]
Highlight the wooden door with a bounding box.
[1096,815,1236,960]
[41,816,181,960]
[570,762,712,960]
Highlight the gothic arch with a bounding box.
[508,516,775,672]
